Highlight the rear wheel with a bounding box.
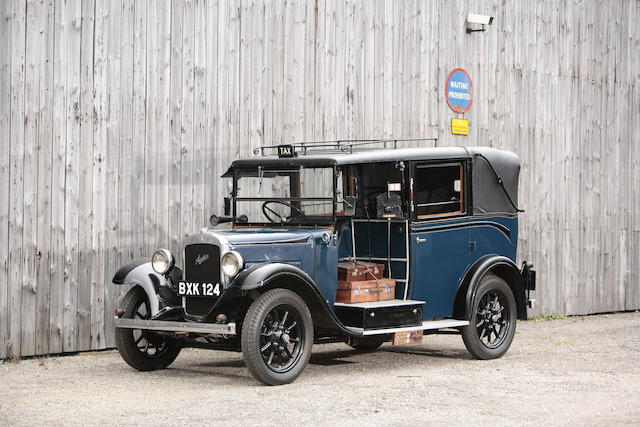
[115,286,181,371]
[461,274,517,359]
[241,289,313,385]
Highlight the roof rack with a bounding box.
[252,138,438,156]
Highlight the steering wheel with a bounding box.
[261,200,306,223]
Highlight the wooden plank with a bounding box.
[192,0,207,230]
[62,0,82,353]
[180,0,194,237]
[7,0,26,359]
[49,0,67,354]
[0,0,13,359]
[131,0,148,262]
[114,0,135,337]
[303,0,316,140]
[75,0,95,353]
[89,0,108,350]
[103,0,124,349]
[19,0,40,357]
[167,0,183,254]
[204,0,220,219]
[33,0,55,356]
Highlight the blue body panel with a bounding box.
[221,228,338,306]
[408,215,518,319]
[467,216,518,263]
[409,218,470,319]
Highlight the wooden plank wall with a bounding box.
[1,0,639,358]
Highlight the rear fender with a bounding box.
[453,255,528,321]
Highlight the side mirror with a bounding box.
[223,197,231,216]
[343,196,357,217]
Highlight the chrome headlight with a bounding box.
[221,251,243,277]
[151,248,174,274]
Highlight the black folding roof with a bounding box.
[222,146,522,215]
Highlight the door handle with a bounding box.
[416,237,427,244]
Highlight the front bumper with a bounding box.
[114,317,236,335]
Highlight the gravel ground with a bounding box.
[1,312,639,426]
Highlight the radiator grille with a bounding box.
[183,244,221,316]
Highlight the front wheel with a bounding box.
[115,286,181,371]
[241,288,314,385]
[461,274,517,359]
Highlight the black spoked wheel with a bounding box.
[242,289,313,385]
[115,286,181,371]
[462,274,517,360]
[259,304,305,372]
[475,290,510,349]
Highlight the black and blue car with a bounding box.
[113,140,536,385]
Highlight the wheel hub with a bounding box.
[475,290,510,349]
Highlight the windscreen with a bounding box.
[235,166,335,224]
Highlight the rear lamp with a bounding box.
[151,248,175,275]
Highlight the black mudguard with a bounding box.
[112,259,182,317]
[232,262,358,337]
[454,255,528,321]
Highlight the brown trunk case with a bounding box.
[336,278,396,303]
[338,261,385,282]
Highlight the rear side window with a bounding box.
[413,163,464,218]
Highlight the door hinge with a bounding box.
[468,241,477,251]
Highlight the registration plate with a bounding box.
[177,281,222,297]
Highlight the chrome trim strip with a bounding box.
[411,212,517,226]
[411,221,512,241]
[345,319,469,336]
[114,317,236,335]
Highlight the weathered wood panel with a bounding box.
[1,0,639,357]
[0,0,12,361]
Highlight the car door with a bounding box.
[408,161,470,319]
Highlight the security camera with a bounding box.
[466,13,493,33]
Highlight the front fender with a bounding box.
[232,262,356,336]
[112,259,181,317]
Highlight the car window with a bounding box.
[413,163,463,218]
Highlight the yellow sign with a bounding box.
[451,118,469,135]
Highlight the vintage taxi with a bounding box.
[112,139,536,385]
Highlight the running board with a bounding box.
[345,319,469,336]
[114,317,237,335]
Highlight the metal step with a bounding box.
[114,317,237,335]
[345,318,469,336]
[334,299,424,309]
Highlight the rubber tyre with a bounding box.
[115,286,181,371]
[461,274,517,360]
[241,289,314,385]
[349,337,387,351]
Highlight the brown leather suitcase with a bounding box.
[336,278,396,303]
[338,261,385,282]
